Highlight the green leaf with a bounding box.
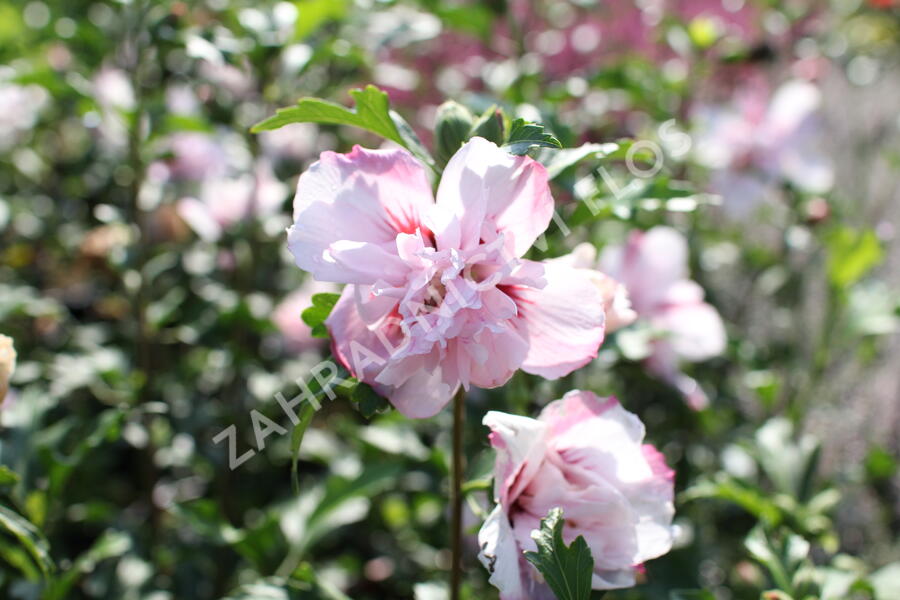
[671,591,717,600]
[826,227,883,290]
[680,474,783,526]
[44,530,131,600]
[0,465,20,486]
[290,402,316,497]
[222,577,306,600]
[524,507,595,600]
[301,292,341,339]
[251,85,434,167]
[0,504,54,578]
[504,118,562,155]
[538,142,620,180]
[294,0,348,40]
[350,382,390,419]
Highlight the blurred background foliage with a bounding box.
[0,0,899,598]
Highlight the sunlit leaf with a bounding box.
[524,507,595,600]
[826,227,883,290]
[251,85,434,167]
[0,505,54,578]
[504,119,562,155]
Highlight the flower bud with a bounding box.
[434,100,474,166]
[470,105,505,146]
[0,335,16,405]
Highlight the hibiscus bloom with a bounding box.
[478,390,675,597]
[177,159,287,242]
[549,242,637,333]
[288,137,607,418]
[692,79,833,217]
[600,226,726,409]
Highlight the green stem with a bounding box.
[450,387,466,600]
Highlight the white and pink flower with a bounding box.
[478,390,675,598]
[177,159,287,242]
[600,226,726,409]
[692,79,833,216]
[288,137,608,418]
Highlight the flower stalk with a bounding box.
[450,386,466,600]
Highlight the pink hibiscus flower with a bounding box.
[177,159,287,242]
[478,390,675,598]
[692,78,833,216]
[287,137,607,418]
[600,226,726,409]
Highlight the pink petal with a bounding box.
[288,145,434,284]
[506,261,606,380]
[477,505,529,600]
[601,227,689,314]
[383,362,458,419]
[482,411,548,508]
[326,286,396,385]
[538,390,618,438]
[656,295,726,362]
[434,137,554,257]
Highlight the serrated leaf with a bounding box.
[301,292,341,339]
[252,85,434,167]
[0,504,54,578]
[524,507,594,600]
[504,118,562,155]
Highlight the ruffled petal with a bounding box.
[288,145,433,284]
[506,261,606,379]
[434,137,554,257]
[483,411,548,508]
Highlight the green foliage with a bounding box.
[826,227,883,290]
[350,382,390,419]
[251,85,434,168]
[0,505,54,579]
[524,508,596,600]
[301,292,342,338]
[504,118,562,155]
[434,100,474,166]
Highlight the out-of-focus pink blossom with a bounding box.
[164,132,230,181]
[692,79,834,216]
[288,138,607,418]
[258,123,320,162]
[177,159,287,241]
[601,227,726,409]
[93,67,135,111]
[478,390,675,597]
[549,243,637,333]
[273,280,335,353]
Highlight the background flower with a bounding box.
[601,227,726,409]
